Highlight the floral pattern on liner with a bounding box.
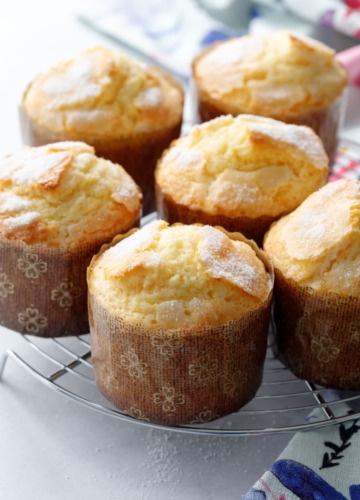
[273,269,360,391]
[190,409,220,424]
[120,348,148,380]
[350,322,360,343]
[126,406,150,422]
[101,364,119,391]
[188,354,218,383]
[222,328,242,344]
[17,306,47,333]
[153,386,185,413]
[223,369,248,399]
[339,372,360,390]
[51,281,81,308]
[0,236,110,336]
[150,333,184,357]
[0,270,14,299]
[311,336,340,364]
[17,252,47,280]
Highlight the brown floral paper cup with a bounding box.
[19,105,182,215]
[88,228,274,426]
[0,222,138,337]
[272,269,360,391]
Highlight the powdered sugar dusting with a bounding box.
[42,53,111,107]
[198,226,263,298]
[46,85,103,108]
[163,147,204,171]
[0,193,31,213]
[111,179,140,212]
[66,109,114,127]
[247,121,327,167]
[156,300,186,327]
[102,220,165,268]
[251,84,294,102]
[204,37,264,66]
[284,180,357,260]
[3,212,40,230]
[285,212,333,259]
[136,87,162,108]
[10,152,71,184]
[43,56,94,95]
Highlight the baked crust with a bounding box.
[88,221,272,327]
[192,31,347,162]
[0,142,142,248]
[22,46,184,138]
[156,115,328,243]
[264,179,360,296]
[193,32,347,116]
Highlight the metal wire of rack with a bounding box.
[1,331,359,436]
[1,209,360,436]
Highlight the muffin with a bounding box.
[88,220,273,425]
[0,142,142,337]
[192,31,347,163]
[264,179,360,390]
[156,114,329,245]
[21,46,184,214]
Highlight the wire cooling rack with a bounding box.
[1,331,359,436]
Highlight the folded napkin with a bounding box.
[244,405,360,499]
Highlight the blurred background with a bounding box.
[0,1,359,499]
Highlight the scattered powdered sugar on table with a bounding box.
[139,428,234,487]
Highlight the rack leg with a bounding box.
[0,351,9,381]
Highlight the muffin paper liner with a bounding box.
[19,105,182,215]
[194,83,345,165]
[272,269,360,391]
[0,220,139,338]
[88,227,274,426]
[156,184,279,246]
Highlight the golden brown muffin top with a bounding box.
[156,114,328,219]
[193,31,347,116]
[264,179,360,296]
[23,46,184,138]
[88,220,272,329]
[0,142,142,248]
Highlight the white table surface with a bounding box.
[0,2,358,499]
